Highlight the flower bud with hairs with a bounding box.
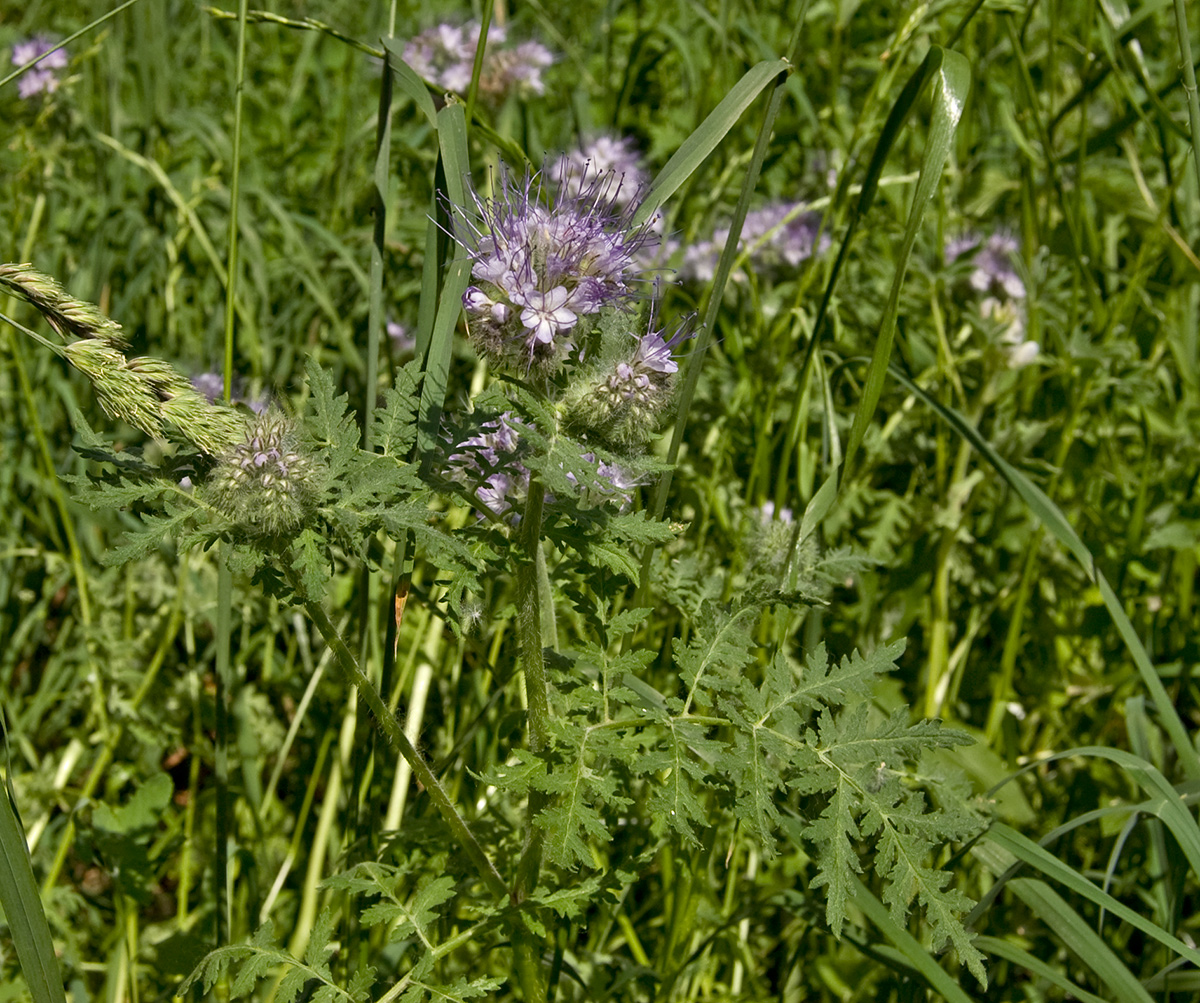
[560,314,691,450]
[205,409,323,536]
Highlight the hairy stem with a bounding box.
[295,574,510,902]
[512,480,550,1000]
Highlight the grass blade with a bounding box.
[1006,878,1155,1003]
[631,58,790,229]
[984,822,1200,968]
[841,48,970,475]
[973,936,1108,1003]
[0,778,66,1003]
[416,101,471,458]
[892,368,1200,781]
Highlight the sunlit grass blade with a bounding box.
[631,58,790,230]
[841,48,970,476]
[1005,878,1155,1003]
[982,822,1200,968]
[0,779,66,1003]
[891,367,1200,781]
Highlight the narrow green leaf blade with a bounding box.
[892,369,1200,781]
[985,822,1200,969]
[631,58,789,228]
[974,936,1109,1003]
[1007,878,1155,1003]
[417,101,472,458]
[381,38,439,128]
[0,784,67,1003]
[843,48,970,474]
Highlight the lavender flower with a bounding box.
[552,135,648,211]
[12,37,67,99]
[458,167,655,374]
[402,22,552,101]
[946,232,1025,300]
[948,232,1039,368]
[678,200,828,283]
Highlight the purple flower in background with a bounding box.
[192,372,268,413]
[483,40,553,98]
[946,232,1025,300]
[458,167,655,373]
[12,37,67,99]
[402,22,552,101]
[947,232,1039,368]
[387,320,416,354]
[678,200,828,282]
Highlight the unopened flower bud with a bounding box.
[205,410,322,535]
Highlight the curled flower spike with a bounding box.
[205,410,323,535]
[561,315,693,450]
[457,166,656,375]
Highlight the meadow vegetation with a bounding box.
[2,1,1200,1000]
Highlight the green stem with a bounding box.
[295,574,510,902]
[513,481,550,1000]
[1174,0,1200,207]
[214,551,234,949]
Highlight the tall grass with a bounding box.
[2,1,1200,1000]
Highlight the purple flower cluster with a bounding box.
[450,414,529,518]
[402,22,552,100]
[458,168,655,374]
[945,232,1025,300]
[11,37,67,99]
[677,201,828,283]
[946,232,1038,368]
[551,135,648,211]
[449,413,636,518]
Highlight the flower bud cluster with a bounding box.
[205,410,322,535]
[946,232,1038,368]
[560,322,690,450]
[458,167,655,376]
